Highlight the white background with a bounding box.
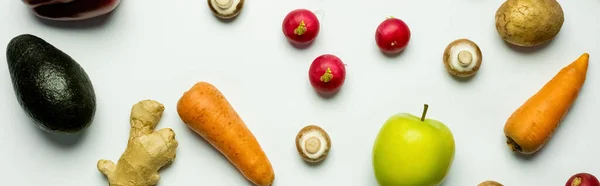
[0,0,599,185]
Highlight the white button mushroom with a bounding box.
[295,125,331,164]
[208,0,244,20]
[215,0,233,9]
[442,39,483,78]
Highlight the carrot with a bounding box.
[504,53,589,154]
[177,82,275,186]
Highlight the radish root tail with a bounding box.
[506,136,522,152]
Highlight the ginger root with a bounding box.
[97,100,178,186]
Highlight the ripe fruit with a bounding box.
[6,34,96,134]
[308,54,346,95]
[375,16,411,54]
[372,104,455,186]
[566,173,600,186]
[282,9,320,45]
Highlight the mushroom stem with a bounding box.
[457,50,473,67]
[305,137,321,154]
[215,0,233,9]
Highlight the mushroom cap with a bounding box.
[442,38,482,78]
[208,0,244,19]
[478,180,504,186]
[295,125,331,163]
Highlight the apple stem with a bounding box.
[420,104,429,121]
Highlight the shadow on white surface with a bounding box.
[502,39,555,54]
[446,70,477,83]
[36,123,88,148]
[314,88,343,100]
[212,13,243,24]
[380,46,408,59]
[27,9,116,30]
[288,39,317,50]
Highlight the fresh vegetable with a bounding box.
[6,34,96,134]
[375,16,411,54]
[308,54,346,94]
[504,53,589,154]
[478,180,504,186]
[295,125,331,164]
[208,0,244,19]
[282,9,320,45]
[373,104,455,186]
[22,0,121,21]
[566,173,600,186]
[177,82,275,186]
[97,100,178,186]
[443,38,483,78]
[495,0,564,47]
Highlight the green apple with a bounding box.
[372,104,455,186]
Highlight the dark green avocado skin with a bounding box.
[6,34,96,134]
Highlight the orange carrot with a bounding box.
[504,53,589,154]
[177,82,275,186]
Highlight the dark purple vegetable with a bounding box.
[22,0,121,21]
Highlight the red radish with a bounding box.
[566,173,600,186]
[282,9,320,45]
[308,54,346,94]
[375,16,411,54]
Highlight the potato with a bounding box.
[495,0,564,47]
[478,180,504,186]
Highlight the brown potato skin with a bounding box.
[495,0,564,47]
[478,180,504,186]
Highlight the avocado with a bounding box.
[6,34,96,134]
